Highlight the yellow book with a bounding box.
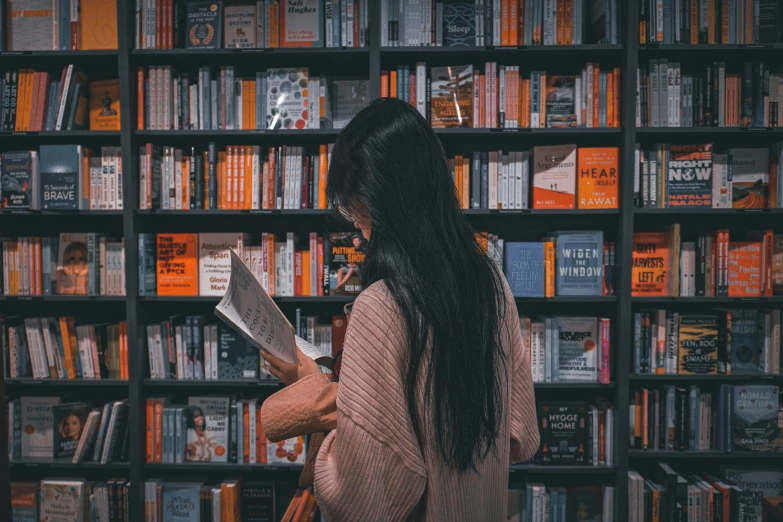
[79,0,118,49]
[89,79,121,131]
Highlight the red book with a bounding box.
[294,251,303,296]
[317,237,324,297]
[599,318,611,384]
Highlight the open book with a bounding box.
[215,249,333,367]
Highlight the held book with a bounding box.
[215,249,332,366]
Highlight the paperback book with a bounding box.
[327,232,367,296]
[430,65,474,128]
[554,231,604,296]
[536,403,588,465]
[52,402,91,458]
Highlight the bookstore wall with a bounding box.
[1,1,783,521]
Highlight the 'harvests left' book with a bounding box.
[666,144,713,207]
[327,232,367,296]
[537,403,587,465]
[430,65,474,128]
[732,385,779,452]
[186,397,229,462]
[555,231,604,296]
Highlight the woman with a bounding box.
[58,412,84,442]
[260,98,539,521]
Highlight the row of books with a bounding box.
[1,68,121,132]
[634,144,783,209]
[386,63,621,129]
[145,396,305,466]
[520,316,611,383]
[137,66,368,131]
[535,401,614,466]
[636,60,783,128]
[11,479,130,522]
[633,309,782,375]
[0,146,124,211]
[630,384,782,453]
[138,143,331,210]
[627,465,780,522]
[4,0,118,51]
[638,0,783,45]
[508,483,615,522]
[136,0,368,50]
[631,225,783,297]
[3,316,128,380]
[380,0,622,46]
[1,234,127,297]
[7,397,129,464]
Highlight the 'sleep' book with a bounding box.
[215,249,331,367]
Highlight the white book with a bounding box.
[501,152,509,209]
[586,64,594,127]
[508,152,516,209]
[488,151,498,209]
[21,396,61,457]
[146,324,162,379]
[416,63,426,117]
[248,398,257,463]
[174,148,183,210]
[23,318,47,378]
[72,410,101,464]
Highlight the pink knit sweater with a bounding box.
[260,280,539,521]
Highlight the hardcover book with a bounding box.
[56,233,90,295]
[730,309,764,374]
[332,80,370,129]
[430,65,474,128]
[39,480,86,522]
[554,231,604,296]
[156,233,199,296]
[577,147,619,209]
[198,233,248,296]
[729,148,770,209]
[20,396,60,458]
[327,232,367,296]
[728,241,763,297]
[532,144,577,209]
[732,386,780,452]
[186,2,222,49]
[266,68,309,130]
[161,482,202,522]
[631,232,670,297]
[504,242,545,298]
[39,145,81,210]
[545,76,577,128]
[556,317,598,381]
[721,468,783,522]
[186,397,230,462]
[676,315,719,374]
[7,0,54,51]
[89,79,121,131]
[217,325,260,380]
[0,150,37,210]
[441,1,476,47]
[666,144,713,207]
[10,482,39,522]
[280,0,323,47]
[52,402,91,458]
[224,5,257,48]
[536,403,588,465]
[242,482,276,522]
[79,0,118,50]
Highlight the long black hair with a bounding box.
[327,98,507,472]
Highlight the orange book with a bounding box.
[226,146,234,209]
[14,70,27,131]
[639,18,647,44]
[578,147,619,209]
[59,317,77,379]
[390,70,397,98]
[318,145,328,209]
[28,73,40,132]
[598,409,606,462]
[82,149,92,205]
[613,68,621,127]
[631,232,671,296]
[281,490,303,522]
[690,0,698,43]
[633,391,642,441]
[120,321,128,379]
[137,67,145,129]
[80,0,118,49]
[265,148,276,209]
[462,157,470,208]
[301,493,318,522]
[146,399,154,462]
[317,236,324,296]
[721,0,729,43]
[156,233,198,295]
[564,0,572,43]
[218,151,227,209]
[268,1,280,47]
[301,251,310,296]
[291,488,312,522]
[606,72,614,127]
[256,406,267,464]
[544,240,555,297]
[642,389,649,448]
[501,0,509,45]
[267,233,277,296]
[243,402,250,464]
[556,0,564,44]
[728,241,762,297]
[707,0,715,43]
[153,399,164,462]
[510,0,519,45]
[245,145,253,209]
[522,78,530,127]
[381,70,389,97]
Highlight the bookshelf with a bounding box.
[1,1,783,521]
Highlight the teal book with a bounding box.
[732,385,780,452]
[39,145,82,210]
[505,242,545,297]
[730,309,764,374]
[442,1,476,47]
[161,483,202,521]
[555,231,604,296]
[722,468,783,522]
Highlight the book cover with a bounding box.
[775,235,783,296]
[728,242,763,297]
[721,468,783,522]
[732,386,780,452]
[536,403,588,465]
[79,0,118,50]
[327,232,367,295]
[0,150,35,210]
[56,233,89,295]
[156,233,198,296]
[39,145,81,210]
[430,65,474,128]
[269,436,306,464]
[161,483,202,522]
[266,68,309,130]
[504,242,545,298]
[198,233,246,296]
[186,2,222,49]
[441,1,476,47]
[52,402,91,458]
[729,148,770,208]
[332,80,369,129]
[242,482,276,522]
[555,231,604,296]
[666,144,713,207]
[224,5,257,48]
[280,0,323,47]
[676,315,719,374]
[186,397,229,462]
[89,79,120,131]
[545,75,577,128]
[556,317,598,381]
[730,309,764,374]
[7,0,54,51]
[20,396,60,458]
[532,144,577,209]
[217,324,260,380]
[39,480,85,522]
[577,147,619,209]
[631,232,670,296]
[10,482,39,522]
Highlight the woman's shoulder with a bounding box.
[353,280,397,314]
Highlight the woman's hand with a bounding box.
[262,344,322,386]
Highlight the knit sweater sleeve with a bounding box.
[313,284,427,522]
